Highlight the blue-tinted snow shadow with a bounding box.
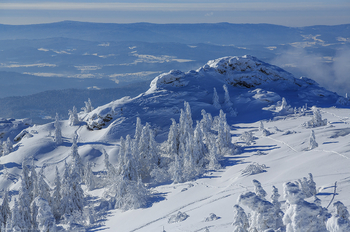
[219,155,249,168]
[146,192,168,208]
[241,144,280,154]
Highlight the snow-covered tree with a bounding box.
[304,106,327,128]
[270,186,284,230]
[85,162,96,191]
[1,189,11,227]
[35,197,56,232]
[308,173,317,196]
[103,149,116,181]
[213,87,221,109]
[252,179,267,200]
[207,134,221,170]
[276,97,293,115]
[30,200,38,231]
[54,113,63,145]
[138,124,158,179]
[239,131,254,145]
[37,168,52,204]
[68,106,80,126]
[238,191,280,231]
[216,110,231,155]
[167,118,179,156]
[60,161,74,216]
[308,130,318,150]
[283,181,328,232]
[232,204,249,232]
[168,150,183,184]
[19,162,32,230]
[30,162,38,201]
[11,199,24,232]
[2,137,13,156]
[223,84,238,116]
[258,121,264,132]
[82,98,93,113]
[70,164,85,213]
[134,117,142,143]
[52,167,62,220]
[70,134,84,179]
[327,201,350,232]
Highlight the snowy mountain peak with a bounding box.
[150,55,312,93]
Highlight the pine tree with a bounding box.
[68,106,80,126]
[35,197,56,232]
[232,204,249,232]
[120,136,138,181]
[213,87,221,109]
[223,84,233,107]
[134,117,142,143]
[2,138,13,156]
[167,118,179,156]
[71,134,84,179]
[30,200,38,231]
[18,179,32,231]
[37,168,51,203]
[85,161,96,191]
[70,161,85,213]
[52,166,62,220]
[326,201,350,232]
[54,113,63,145]
[82,98,93,113]
[271,186,284,230]
[1,189,11,227]
[29,162,38,201]
[103,149,116,181]
[60,161,74,216]
[11,199,24,232]
[252,179,267,200]
[309,130,318,150]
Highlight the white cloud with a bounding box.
[1,2,349,11]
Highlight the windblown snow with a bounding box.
[0,55,350,232]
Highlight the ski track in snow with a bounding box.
[315,149,350,160]
[320,109,349,123]
[264,136,298,153]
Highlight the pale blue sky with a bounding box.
[1,0,349,26]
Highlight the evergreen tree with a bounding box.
[326,201,350,232]
[60,161,74,216]
[82,98,93,113]
[1,189,11,227]
[54,113,63,145]
[120,136,138,181]
[223,84,233,107]
[68,106,80,126]
[70,134,84,179]
[103,149,116,181]
[30,162,38,201]
[167,118,179,156]
[11,199,24,232]
[52,167,62,220]
[169,149,183,184]
[35,197,56,232]
[309,130,318,150]
[30,200,38,231]
[2,138,13,156]
[134,117,142,143]
[70,162,85,213]
[252,179,267,200]
[85,161,96,191]
[213,87,221,109]
[37,168,51,203]
[270,186,284,230]
[232,204,249,232]
[19,162,32,230]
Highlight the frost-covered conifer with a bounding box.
[283,182,328,232]
[70,164,85,213]
[134,117,142,143]
[223,84,233,107]
[200,109,212,136]
[38,168,52,204]
[239,131,254,145]
[138,124,158,179]
[60,161,74,216]
[30,199,38,231]
[308,173,317,196]
[30,163,38,201]
[326,201,350,232]
[252,179,267,200]
[207,134,221,170]
[103,149,116,181]
[238,191,279,231]
[120,136,138,181]
[54,113,63,145]
[193,122,206,166]
[11,199,24,232]
[35,197,56,232]
[232,204,249,232]
[182,136,198,181]
[52,167,62,220]
[184,101,193,130]
[71,134,84,179]
[213,87,221,109]
[85,162,96,191]
[308,130,318,150]
[304,106,327,128]
[68,106,80,126]
[258,121,264,132]
[82,98,93,113]
[18,179,32,230]
[169,150,183,184]
[1,189,11,227]
[2,137,13,156]
[167,118,179,156]
[216,110,231,155]
[270,186,284,230]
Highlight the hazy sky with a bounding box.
[0,0,349,26]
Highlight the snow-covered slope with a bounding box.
[1,55,350,232]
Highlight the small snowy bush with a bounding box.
[168,211,189,224]
[239,131,254,145]
[241,162,266,176]
[204,213,219,222]
[326,201,350,232]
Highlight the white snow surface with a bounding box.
[0,55,349,231]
